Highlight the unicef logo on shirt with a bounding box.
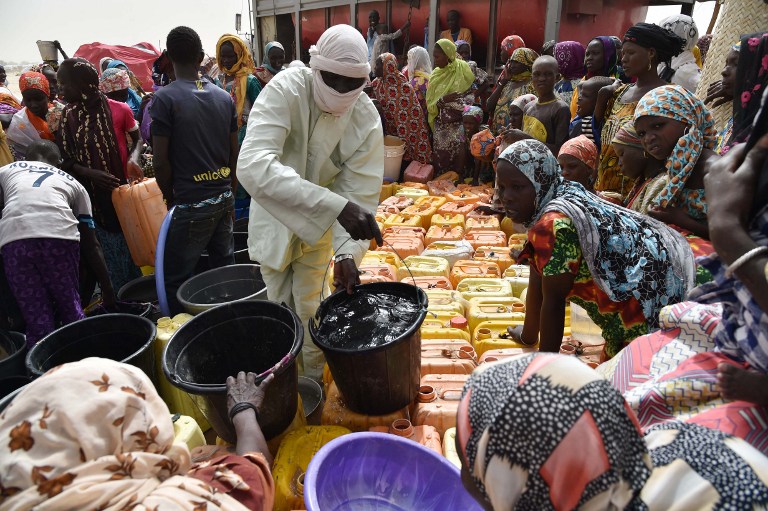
[193,167,231,182]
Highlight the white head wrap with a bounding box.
[659,14,699,50]
[407,46,433,77]
[309,24,370,115]
[511,93,537,111]
[287,60,306,68]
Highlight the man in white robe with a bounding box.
[238,24,384,381]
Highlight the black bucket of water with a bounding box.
[162,300,303,444]
[195,232,251,273]
[26,314,157,380]
[309,282,428,415]
[0,331,27,379]
[177,264,267,315]
[118,275,158,303]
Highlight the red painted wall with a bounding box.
[295,0,649,66]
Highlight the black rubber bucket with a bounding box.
[0,331,27,379]
[163,300,303,444]
[0,376,30,412]
[195,232,251,273]
[309,282,428,415]
[118,275,158,303]
[177,264,267,315]
[26,314,157,381]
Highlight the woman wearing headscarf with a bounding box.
[612,123,667,215]
[594,23,685,198]
[634,84,718,239]
[56,57,142,293]
[457,354,768,510]
[567,36,620,118]
[372,53,431,164]
[254,41,286,88]
[106,60,145,118]
[499,35,525,64]
[456,40,491,109]
[426,39,476,173]
[487,47,538,134]
[6,72,55,160]
[658,14,701,92]
[0,358,276,510]
[216,34,261,145]
[599,135,768,456]
[706,42,741,155]
[556,134,622,205]
[406,45,432,121]
[497,139,695,358]
[553,40,585,107]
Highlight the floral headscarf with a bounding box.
[508,48,538,82]
[0,358,252,510]
[456,354,652,509]
[462,105,483,124]
[457,354,768,509]
[509,93,537,114]
[498,139,695,328]
[634,84,716,210]
[426,39,475,129]
[612,122,643,150]
[19,72,50,98]
[554,41,586,80]
[500,35,525,60]
[216,34,256,128]
[98,68,130,94]
[558,134,598,170]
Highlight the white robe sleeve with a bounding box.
[329,109,384,262]
[237,79,348,247]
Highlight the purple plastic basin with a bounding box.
[304,432,484,511]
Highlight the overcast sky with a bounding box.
[1,1,715,64]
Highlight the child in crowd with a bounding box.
[151,26,237,315]
[570,76,614,152]
[462,105,489,185]
[521,56,571,154]
[557,134,623,204]
[0,140,114,346]
[611,123,666,214]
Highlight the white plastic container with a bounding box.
[422,240,475,269]
[383,135,405,181]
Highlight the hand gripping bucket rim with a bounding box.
[309,281,429,354]
[162,299,304,392]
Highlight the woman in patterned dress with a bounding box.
[372,53,431,164]
[457,354,768,510]
[487,47,538,135]
[426,39,476,173]
[0,358,276,510]
[497,139,696,358]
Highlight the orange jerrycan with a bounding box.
[358,263,398,284]
[321,382,409,432]
[465,216,501,233]
[450,260,501,288]
[112,178,167,267]
[421,338,478,375]
[381,226,426,244]
[425,225,465,246]
[427,178,457,196]
[380,195,414,210]
[464,230,507,251]
[437,201,477,217]
[370,419,443,456]
[444,190,480,204]
[378,236,424,258]
[413,374,469,437]
[401,203,439,229]
[474,246,514,273]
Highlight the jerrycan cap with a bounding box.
[450,316,468,329]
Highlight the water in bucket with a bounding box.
[314,292,421,350]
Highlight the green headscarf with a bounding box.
[426,39,475,129]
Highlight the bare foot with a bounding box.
[717,362,768,406]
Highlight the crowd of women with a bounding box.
[0,10,768,510]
